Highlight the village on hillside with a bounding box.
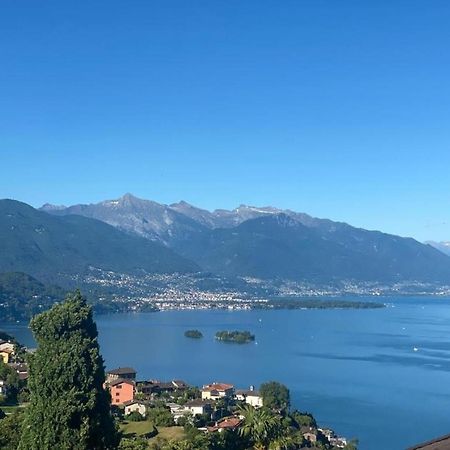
[105,366,350,448]
[1,336,351,449]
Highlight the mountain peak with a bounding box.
[170,200,194,208]
[101,193,145,208]
[119,193,142,203]
[40,203,67,211]
[121,192,138,200]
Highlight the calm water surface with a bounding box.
[3,296,450,450]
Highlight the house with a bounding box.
[167,403,186,423]
[171,380,188,390]
[109,379,135,405]
[0,342,14,353]
[0,342,14,364]
[0,349,12,364]
[329,436,347,448]
[106,367,137,384]
[235,387,263,408]
[301,427,318,443]
[207,416,243,433]
[8,363,28,380]
[318,428,335,439]
[201,383,234,401]
[124,400,147,417]
[407,433,450,450]
[136,379,188,396]
[184,399,213,416]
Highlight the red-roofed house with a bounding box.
[207,416,243,433]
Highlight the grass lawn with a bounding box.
[1,404,27,414]
[120,419,157,438]
[148,426,185,443]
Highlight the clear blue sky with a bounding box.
[1,1,450,241]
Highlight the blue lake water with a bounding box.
[3,296,450,450]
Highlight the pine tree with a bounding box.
[19,290,119,450]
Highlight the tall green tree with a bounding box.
[19,290,118,450]
[260,382,290,412]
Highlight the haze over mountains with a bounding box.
[425,241,450,257]
[32,193,450,285]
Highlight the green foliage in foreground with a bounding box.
[184,330,203,339]
[18,290,119,450]
[215,330,255,343]
[0,410,24,450]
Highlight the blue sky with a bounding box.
[1,1,450,241]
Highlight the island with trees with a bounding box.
[184,329,203,339]
[215,330,255,344]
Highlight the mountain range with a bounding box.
[0,199,198,283]
[33,193,450,285]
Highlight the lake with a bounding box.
[3,296,450,450]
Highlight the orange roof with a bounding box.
[202,383,234,392]
[207,416,243,432]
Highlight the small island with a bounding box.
[184,329,203,339]
[215,330,255,344]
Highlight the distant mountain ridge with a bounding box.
[0,272,66,321]
[41,193,331,241]
[426,241,450,257]
[0,199,198,284]
[38,194,450,284]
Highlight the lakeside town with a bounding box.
[64,268,450,314]
[1,333,354,449]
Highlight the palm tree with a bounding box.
[238,404,296,450]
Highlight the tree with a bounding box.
[0,361,20,404]
[238,404,298,450]
[0,410,24,449]
[118,438,149,450]
[125,411,145,422]
[290,410,317,429]
[18,290,119,450]
[147,406,175,427]
[260,382,290,412]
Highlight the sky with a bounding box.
[1,1,450,242]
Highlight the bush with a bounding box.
[126,411,145,422]
[119,437,149,450]
[147,407,175,427]
[0,410,24,449]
